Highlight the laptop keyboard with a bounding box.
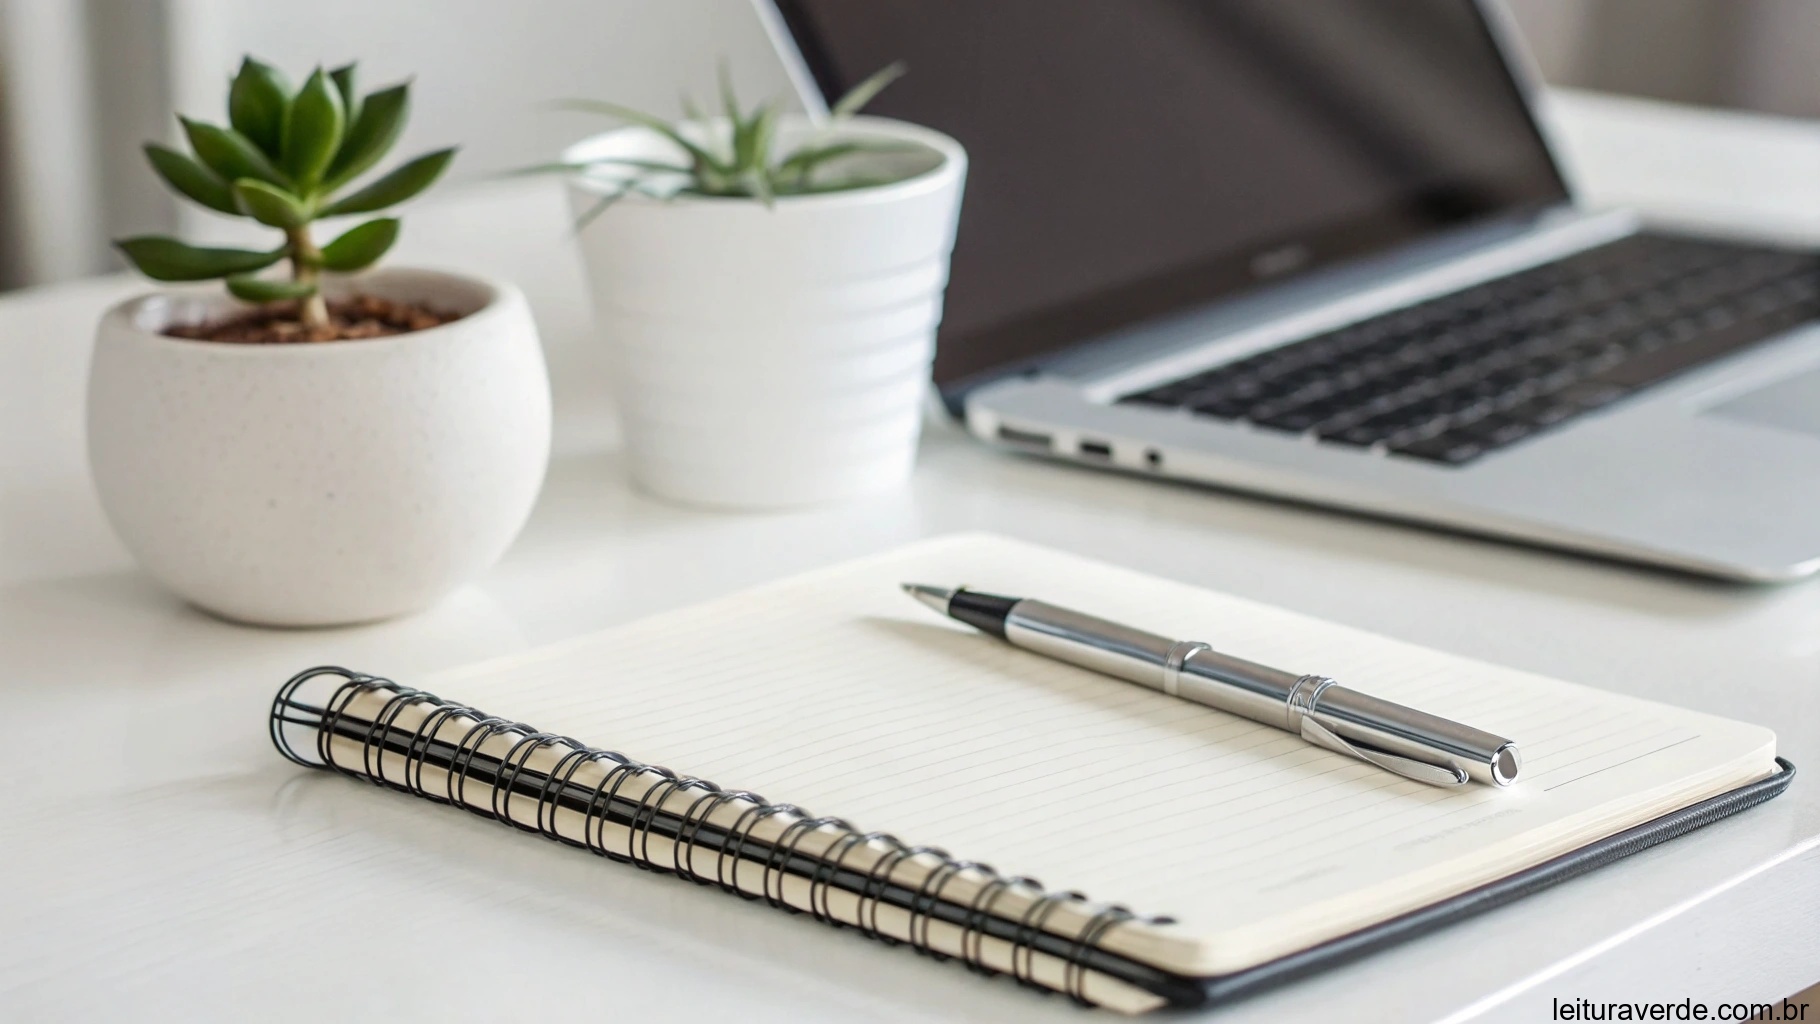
[1117,233,1820,465]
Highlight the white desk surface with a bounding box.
[3,90,1817,1022]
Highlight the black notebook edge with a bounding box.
[1146,757,1795,1009]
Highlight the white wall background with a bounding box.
[0,0,106,284]
[0,0,1815,290]
[0,0,797,287]
[1504,0,1820,115]
[154,0,797,238]
[158,0,793,190]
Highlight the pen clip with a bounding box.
[1299,717,1470,788]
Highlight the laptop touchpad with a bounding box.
[1705,366,1820,439]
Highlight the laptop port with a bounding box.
[1145,449,1164,469]
[996,424,1053,450]
[1079,440,1114,460]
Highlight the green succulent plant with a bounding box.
[546,62,912,222]
[116,57,457,330]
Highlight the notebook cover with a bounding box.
[1140,757,1799,1008]
[273,666,1791,1010]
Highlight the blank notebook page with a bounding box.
[433,533,1777,976]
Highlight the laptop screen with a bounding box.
[773,0,1570,393]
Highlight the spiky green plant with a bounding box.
[545,62,913,222]
[115,57,457,330]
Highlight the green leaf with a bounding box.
[572,192,620,232]
[554,61,909,204]
[569,178,675,232]
[725,71,765,172]
[511,158,691,178]
[779,140,913,173]
[318,217,398,271]
[143,143,237,214]
[329,64,359,128]
[281,67,345,190]
[231,178,309,227]
[775,139,921,192]
[749,102,779,166]
[181,117,290,188]
[114,236,285,281]
[323,82,408,191]
[228,57,292,157]
[733,99,775,169]
[553,99,732,175]
[590,157,692,175]
[691,167,739,195]
[567,175,687,232]
[776,142,859,180]
[830,61,905,119]
[320,147,454,216]
[226,273,317,302]
[737,103,780,205]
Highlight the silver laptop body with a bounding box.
[764,0,1820,582]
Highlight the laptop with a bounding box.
[762,0,1820,582]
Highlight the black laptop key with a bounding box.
[1389,433,1484,465]
[1321,418,1406,448]
[1252,408,1322,433]
[1188,394,1251,420]
[1119,391,1179,409]
[1469,417,1535,448]
[1503,397,1579,430]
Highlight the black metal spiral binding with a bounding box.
[269,666,1186,1007]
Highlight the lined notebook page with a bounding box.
[431,534,1776,975]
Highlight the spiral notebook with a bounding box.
[270,534,1790,1014]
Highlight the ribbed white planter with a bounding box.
[87,269,551,627]
[565,115,966,508]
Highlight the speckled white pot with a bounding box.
[87,268,551,627]
[565,115,966,509]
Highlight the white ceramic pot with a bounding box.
[87,268,551,627]
[564,115,966,508]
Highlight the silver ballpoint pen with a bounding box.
[902,584,1521,788]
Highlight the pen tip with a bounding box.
[900,582,955,615]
